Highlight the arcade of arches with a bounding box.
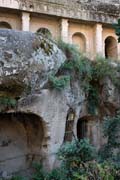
[0,112,44,173]
[0,13,119,59]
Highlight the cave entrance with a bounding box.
[0,112,44,174]
[77,117,88,140]
[77,116,101,148]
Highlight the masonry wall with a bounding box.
[30,15,60,39]
[0,0,120,58]
[0,11,119,59]
[0,12,21,30]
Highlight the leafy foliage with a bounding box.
[33,164,45,180]
[57,139,120,180]
[87,85,99,115]
[58,139,96,164]
[57,41,120,115]
[46,168,64,180]
[113,19,120,42]
[32,163,65,180]
[49,75,70,90]
[11,176,27,180]
[0,96,17,112]
[99,111,120,165]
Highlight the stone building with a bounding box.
[0,0,120,176]
[0,0,120,58]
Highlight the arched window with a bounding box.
[64,108,75,142]
[105,36,118,59]
[0,21,12,29]
[72,32,86,52]
[37,28,52,39]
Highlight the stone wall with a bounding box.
[0,0,120,58]
[0,0,120,23]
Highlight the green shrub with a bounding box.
[92,56,115,80]
[57,40,80,62]
[56,41,120,107]
[99,111,120,164]
[32,163,46,180]
[113,19,120,42]
[57,139,118,180]
[57,139,96,180]
[46,168,65,180]
[58,139,96,164]
[11,176,27,180]
[0,96,17,112]
[49,75,70,90]
[57,41,120,115]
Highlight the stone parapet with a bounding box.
[0,0,120,24]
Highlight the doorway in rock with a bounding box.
[77,117,88,140]
[0,112,44,174]
[77,116,101,149]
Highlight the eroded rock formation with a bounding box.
[0,29,119,175]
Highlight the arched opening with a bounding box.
[77,117,88,140]
[0,112,44,174]
[105,36,118,59]
[37,28,52,39]
[64,108,75,142]
[0,21,12,29]
[77,116,101,148]
[72,32,86,52]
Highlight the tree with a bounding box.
[113,19,120,42]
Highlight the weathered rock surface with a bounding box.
[0,29,67,174]
[0,29,119,175]
[0,29,65,95]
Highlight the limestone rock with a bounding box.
[0,29,65,96]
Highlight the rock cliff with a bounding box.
[0,29,119,175]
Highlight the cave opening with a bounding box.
[77,116,101,149]
[0,112,44,174]
[77,117,88,140]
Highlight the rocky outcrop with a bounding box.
[0,29,119,175]
[0,29,67,174]
[0,29,65,94]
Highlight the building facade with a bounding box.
[0,0,120,59]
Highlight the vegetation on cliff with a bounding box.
[0,30,120,179]
[10,41,120,180]
[50,41,120,115]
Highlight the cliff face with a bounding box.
[0,29,119,176]
[0,29,67,174]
